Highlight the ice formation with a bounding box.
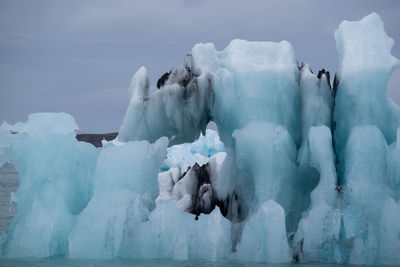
[118,64,213,146]
[1,12,400,265]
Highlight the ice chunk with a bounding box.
[192,39,300,147]
[334,13,400,179]
[329,13,400,264]
[295,66,334,234]
[236,200,291,263]
[341,126,400,264]
[162,129,225,171]
[19,113,78,135]
[118,60,213,146]
[157,152,228,217]
[0,113,79,166]
[69,137,168,259]
[378,197,400,264]
[127,66,149,101]
[208,151,227,195]
[335,12,399,74]
[120,201,231,261]
[157,167,180,203]
[294,126,342,263]
[1,114,98,257]
[188,129,225,157]
[171,166,199,212]
[233,121,297,218]
[298,65,333,166]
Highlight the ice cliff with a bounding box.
[1,13,400,265]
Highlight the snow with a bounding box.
[162,129,225,171]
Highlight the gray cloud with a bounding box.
[0,0,399,132]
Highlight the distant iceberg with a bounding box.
[1,13,400,265]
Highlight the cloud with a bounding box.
[0,32,37,39]
[0,0,399,132]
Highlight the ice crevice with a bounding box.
[1,12,400,265]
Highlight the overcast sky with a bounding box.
[1,0,399,133]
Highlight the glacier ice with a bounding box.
[193,39,300,148]
[334,12,400,179]
[233,121,297,220]
[117,63,213,146]
[293,126,341,263]
[68,137,168,259]
[1,12,400,265]
[121,201,231,261]
[0,113,98,257]
[236,199,291,263]
[162,128,225,171]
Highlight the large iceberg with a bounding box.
[1,12,400,265]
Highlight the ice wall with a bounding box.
[118,62,213,146]
[330,13,400,264]
[291,13,400,265]
[1,12,400,265]
[334,12,400,178]
[293,126,341,263]
[69,137,168,259]
[122,201,231,261]
[341,126,400,264]
[192,39,300,147]
[0,114,169,258]
[0,113,99,257]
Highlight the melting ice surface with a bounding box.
[1,13,400,265]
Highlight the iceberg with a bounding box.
[333,12,400,181]
[0,113,98,257]
[0,12,400,265]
